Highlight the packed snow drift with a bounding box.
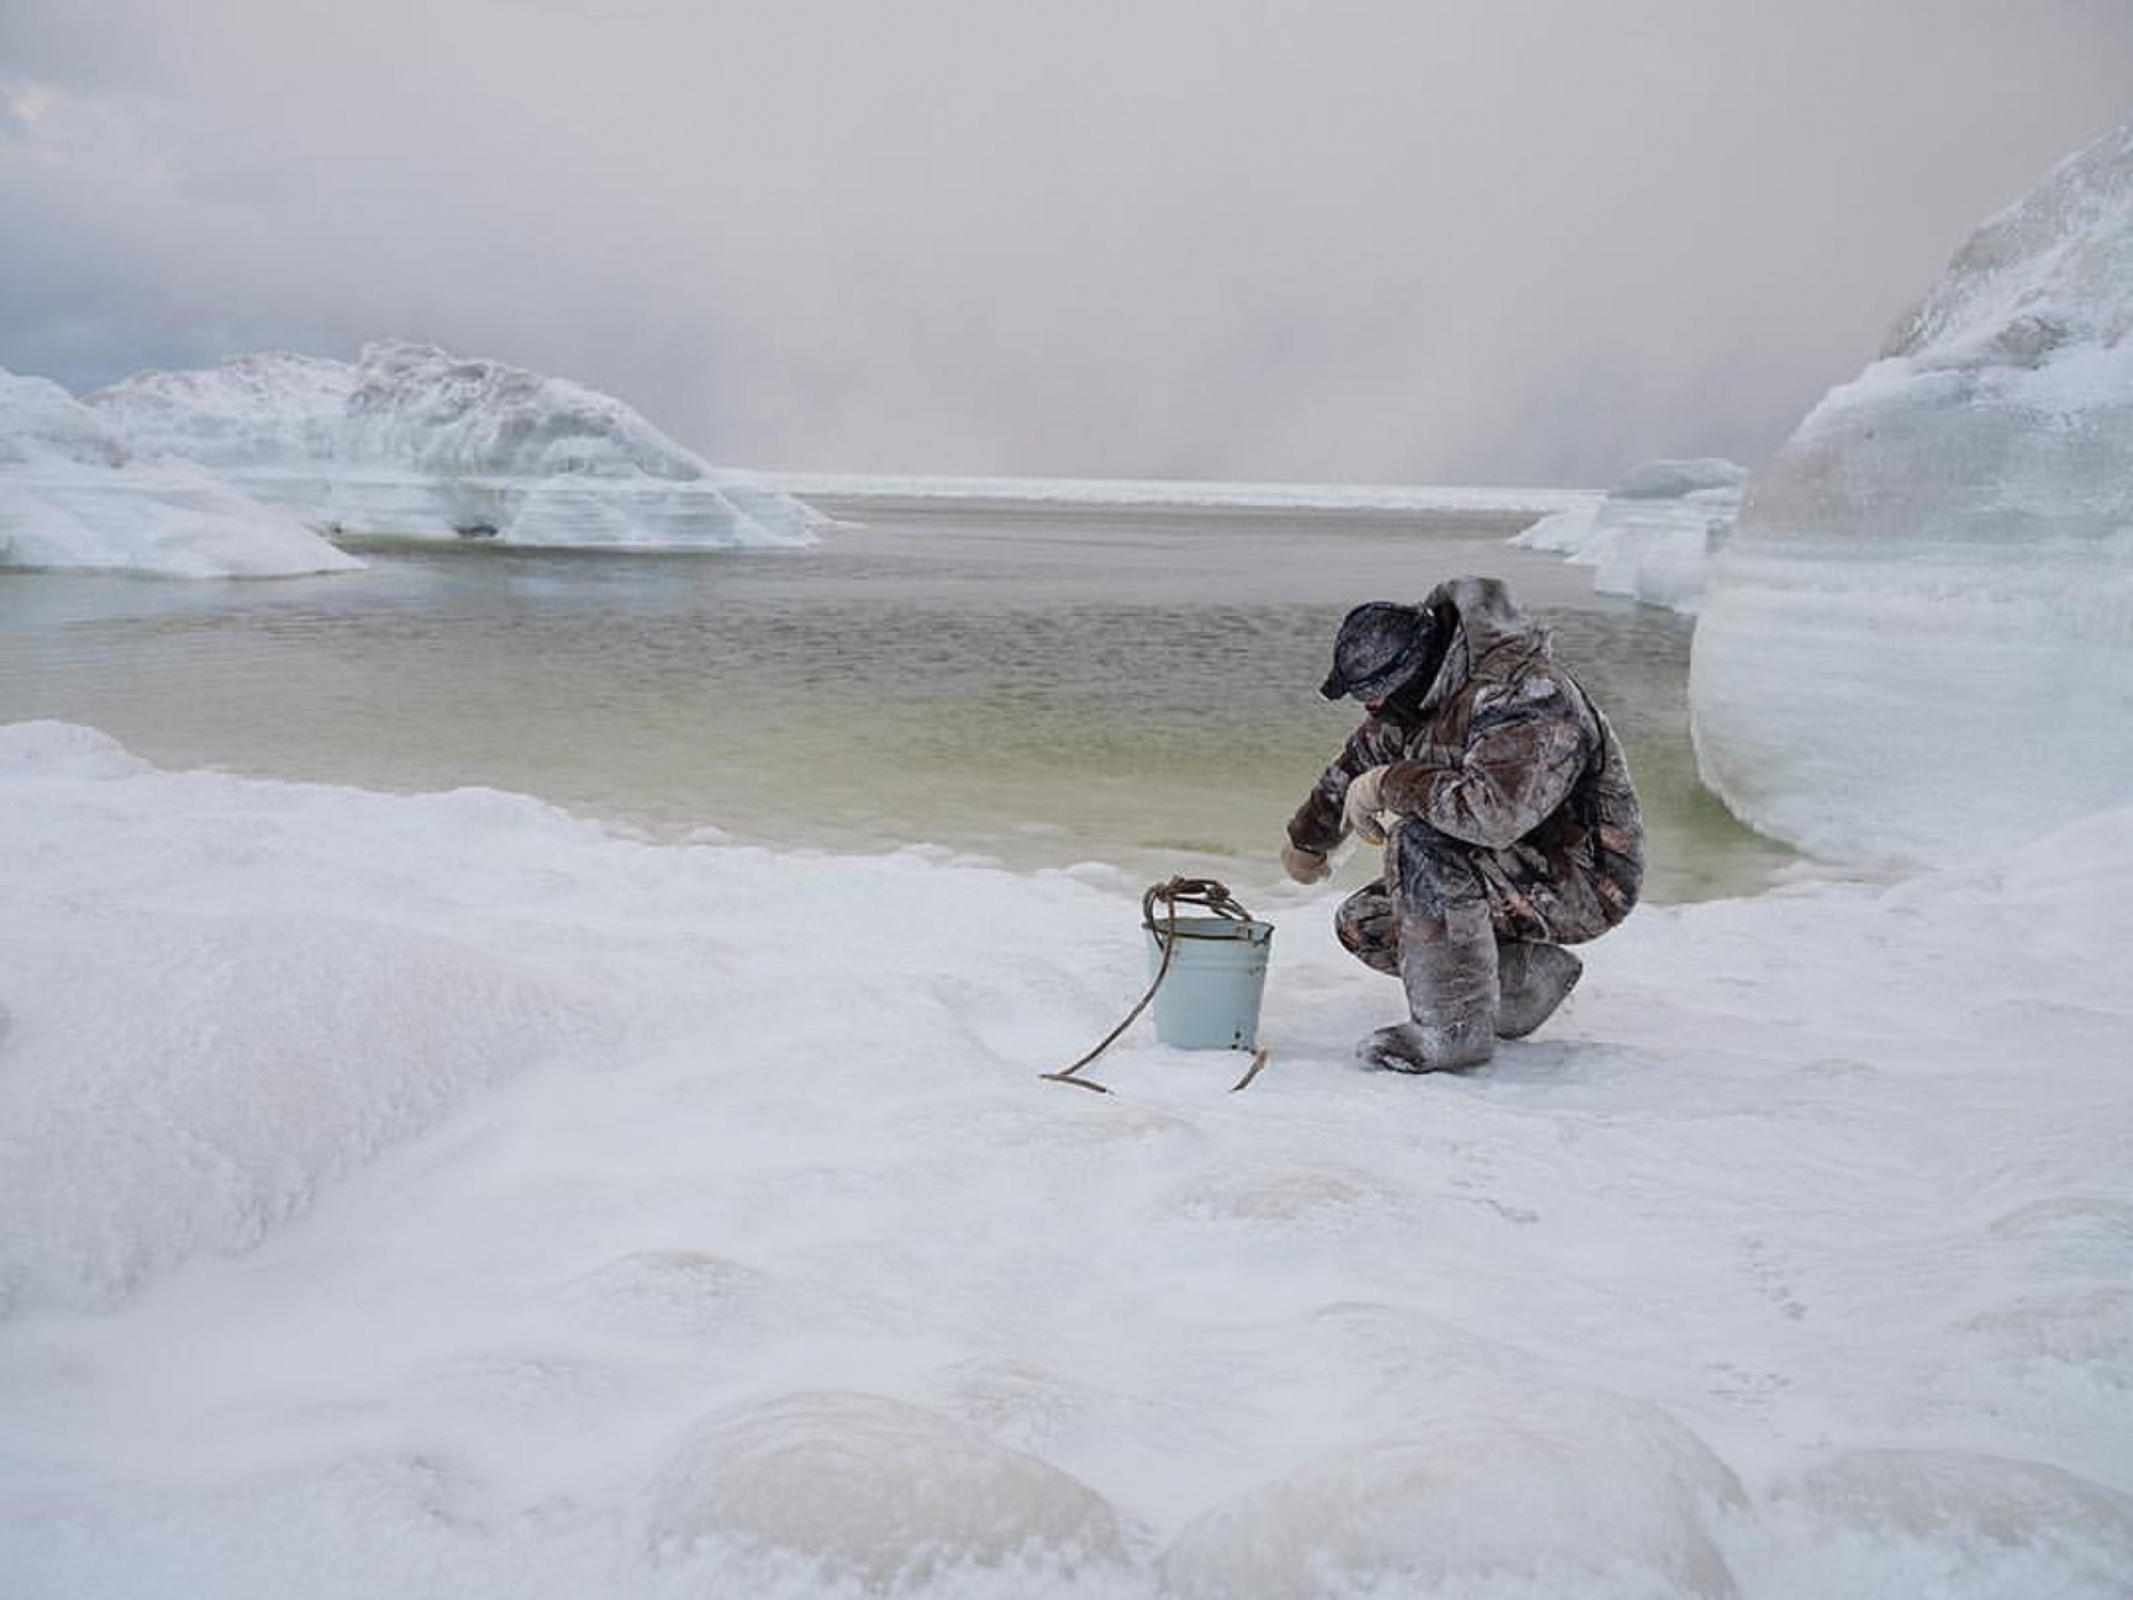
[2,722,2129,1599]
[1690,116,2133,868]
[91,343,823,551]
[1513,458,1746,615]
[0,370,360,578]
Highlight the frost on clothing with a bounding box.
[1288,576,1644,958]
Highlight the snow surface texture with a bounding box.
[3,722,2130,1599]
[0,370,361,578]
[1690,117,2133,868]
[1513,458,1746,615]
[91,343,822,550]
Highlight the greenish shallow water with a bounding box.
[0,502,1791,903]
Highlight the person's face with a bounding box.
[1359,648,1442,724]
[1356,627,1458,725]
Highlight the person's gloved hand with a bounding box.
[1281,842,1330,884]
[1341,765,1394,844]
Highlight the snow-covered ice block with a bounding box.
[0,910,612,1316]
[644,1390,1130,1587]
[1763,1450,2133,1600]
[1514,457,1745,615]
[1690,117,2133,867]
[0,369,360,578]
[92,342,824,550]
[1158,1384,1745,1599]
[0,724,619,1316]
[82,351,354,468]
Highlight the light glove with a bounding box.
[1341,764,1394,845]
[1281,842,1331,884]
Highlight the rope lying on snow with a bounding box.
[1040,876,1272,1096]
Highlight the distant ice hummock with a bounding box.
[1512,457,1746,615]
[1690,115,2133,868]
[0,368,360,577]
[91,342,823,551]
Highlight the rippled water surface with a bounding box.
[0,502,1791,901]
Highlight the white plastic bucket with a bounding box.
[1145,915,1274,1050]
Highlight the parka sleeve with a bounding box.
[1286,722,1401,855]
[1379,675,1595,850]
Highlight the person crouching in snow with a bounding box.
[1282,577,1644,1072]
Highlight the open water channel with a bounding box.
[0,496,1792,903]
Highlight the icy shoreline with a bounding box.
[3,721,2128,1598]
[782,470,1598,532]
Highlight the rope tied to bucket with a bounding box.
[1040,876,1273,1096]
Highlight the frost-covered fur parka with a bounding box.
[1289,576,1643,960]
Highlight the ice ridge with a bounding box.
[1689,115,2133,867]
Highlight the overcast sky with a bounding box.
[3,2,2129,486]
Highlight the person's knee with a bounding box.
[1334,888,1400,974]
[1392,823,1486,930]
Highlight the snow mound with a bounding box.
[1158,1384,1745,1600]
[1689,116,2133,867]
[644,1390,1130,1588]
[0,371,361,578]
[562,1249,797,1341]
[1156,1159,1408,1233]
[1986,1196,2133,1278]
[92,342,822,550]
[1513,457,1746,615]
[0,723,619,1316]
[1765,1450,2133,1600]
[1962,1286,2133,1380]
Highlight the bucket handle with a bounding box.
[1140,877,1255,941]
[1041,877,1271,1096]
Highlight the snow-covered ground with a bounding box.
[0,370,360,578]
[2,721,2127,1599]
[1690,115,2133,869]
[1512,459,1746,615]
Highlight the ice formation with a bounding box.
[0,369,361,577]
[92,342,823,550]
[3,722,2131,1598]
[1512,457,1746,615]
[1690,116,2133,867]
[1764,1451,2133,1597]
[1158,1382,1746,1598]
[645,1390,1129,1588]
